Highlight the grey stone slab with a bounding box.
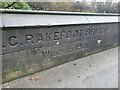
[0,30,2,55]
[0,11,3,55]
[85,16,118,23]
[0,10,119,83]
[0,11,2,84]
[2,14,88,27]
[2,31,118,83]
[0,12,3,28]
[2,23,118,54]
[0,10,119,27]
[2,47,118,88]
[0,9,119,16]
[0,55,2,85]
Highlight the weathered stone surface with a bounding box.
[2,23,118,54]
[0,10,119,83]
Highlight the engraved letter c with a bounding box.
[9,36,17,47]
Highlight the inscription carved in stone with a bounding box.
[2,24,112,55]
